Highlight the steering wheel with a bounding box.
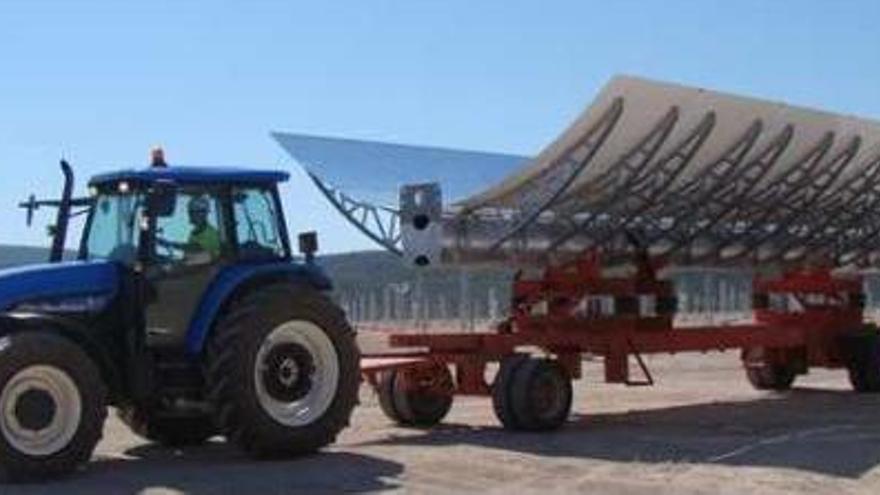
[154,237,183,263]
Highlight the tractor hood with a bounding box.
[0,260,119,311]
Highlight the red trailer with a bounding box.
[360,250,879,430]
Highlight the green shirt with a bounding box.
[188,225,221,259]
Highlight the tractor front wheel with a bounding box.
[0,333,107,482]
[206,284,359,457]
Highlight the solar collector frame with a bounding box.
[276,75,880,271]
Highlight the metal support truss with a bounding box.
[547,107,716,253]
[465,97,624,250]
[306,172,403,255]
[770,153,880,264]
[710,135,858,264]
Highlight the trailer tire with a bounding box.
[376,370,402,423]
[746,365,796,391]
[206,283,359,457]
[492,355,527,430]
[117,407,217,447]
[376,364,453,427]
[0,332,107,482]
[844,331,880,393]
[742,347,796,391]
[509,358,572,431]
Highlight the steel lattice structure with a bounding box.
[276,75,880,270]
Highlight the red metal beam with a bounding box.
[387,324,805,356]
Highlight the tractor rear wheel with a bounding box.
[117,407,217,447]
[844,331,880,393]
[0,333,107,482]
[206,283,359,457]
[376,364,453,427]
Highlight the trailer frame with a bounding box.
[361,249,879,429]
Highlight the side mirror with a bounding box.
[147,181,177,217]
[298,231,318,263]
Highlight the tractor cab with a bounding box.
[84,166,293,266]
[83,166,300,347]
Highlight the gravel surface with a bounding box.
[5,351,880,494]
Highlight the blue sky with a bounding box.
[1,0,878,252]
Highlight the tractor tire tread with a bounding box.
[0,332,107,482]
[205,282,359,457]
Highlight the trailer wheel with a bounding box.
[509,358,573,431]
[844,331,880,393]
[0,333,107,482]
[746,365,796,391]
[492,355,527,430]
[117,407,217,446]
[376,370,401,423]
[743,348,795,391]
[206,283,359,457]
[376,364,453,427]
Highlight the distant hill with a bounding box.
[0,244,394,273]
[0,244,400,274]
[0,245,58,268]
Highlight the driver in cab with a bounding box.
[156,196,221,262]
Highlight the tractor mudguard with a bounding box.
[0,312,123,398]
[185,262,333,355]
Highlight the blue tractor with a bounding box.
[0,159,360,481]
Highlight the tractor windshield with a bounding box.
[81,191,143,263]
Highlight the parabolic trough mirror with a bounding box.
[276,75,880,273]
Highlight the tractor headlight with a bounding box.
[13,294,112,314]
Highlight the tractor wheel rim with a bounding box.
[0,365,82,457]
[254,320,340,427]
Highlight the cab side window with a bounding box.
[85,193,142,263]
[233,187,286,259]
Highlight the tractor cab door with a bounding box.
[143,186,230,349]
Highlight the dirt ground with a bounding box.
[5,350,880,494]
